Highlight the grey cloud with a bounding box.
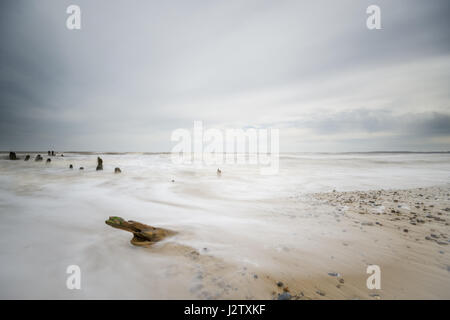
[0,0,449,151]
[284,110,450,137]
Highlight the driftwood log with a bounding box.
[105,216,175,246]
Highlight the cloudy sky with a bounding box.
[0,0,449,152]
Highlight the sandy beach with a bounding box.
[0,152,449,299]
[291,186,450,299]
[173,185,450,300]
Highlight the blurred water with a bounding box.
[0,152,449,298]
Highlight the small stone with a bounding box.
[276,281,283,287]
[328,272,340,277]
[79,167,84,170]
[277,292,291,300]
[316,290,325,296]
[114,167,121,173]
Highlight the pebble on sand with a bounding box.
[316,290,326,296]
[277,292,291,300]
[328,272,340,277]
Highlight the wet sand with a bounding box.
[163,185,450,300]
[264,186,449,299]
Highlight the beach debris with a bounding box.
[96,157,103,171]
[69,164,73,169]
[105,216,175,246]
[35,154,43,161]
[114,167,121,173]
[24,155,30,161]
[9,152,17,160]
[46,158,51,163]
[328,272,340,277]
[316,290,326,296]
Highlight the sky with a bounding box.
[0,0,449,152]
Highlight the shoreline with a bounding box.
[0,152,449,299]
